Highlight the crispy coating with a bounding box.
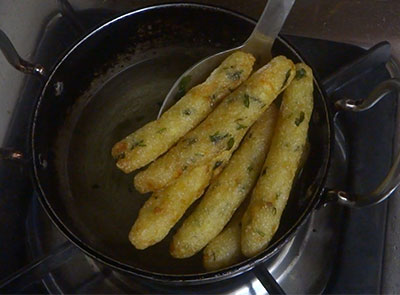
[112,51,255,173]
[128,137,241,250]
[170,106,278,258]
[203,201,247,271]
[129,164,212,250]
[241,63,314,258]
[134,56,295,193]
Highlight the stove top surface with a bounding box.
[0,2,399,294]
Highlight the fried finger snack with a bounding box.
[202,199,248,271]
[241,63,313,257]
[170,105,278,258]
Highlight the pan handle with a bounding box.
[324,78,400,208]
[0,30,46,77]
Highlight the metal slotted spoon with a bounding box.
[158,0,296,116]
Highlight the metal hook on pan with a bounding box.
[57,0,86,33]
[0,30,46,77]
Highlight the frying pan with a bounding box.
[0,2,399,291]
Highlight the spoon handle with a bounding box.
[245,0,296,66]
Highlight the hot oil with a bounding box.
[66,46,219,274]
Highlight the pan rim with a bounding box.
[30,2,333,284]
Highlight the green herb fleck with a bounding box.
[182,109,192,116]
[243,94,250,108]
[271,207,277,215]
[295,111,305,126]
[245,94,265,109]
[209,132,229,143]
[247,165,253,173]
[182,165,188,171]
[235,120,248,130]
[195,153,204,157]
[227,137,234,150]
[176,75,192,99]
[239,185,247,193]
[137,140,146,147]
[213,161,223,170]
[184,137,198,145]
[295,68,306,80]
[255,229,265,237]
[130,139,146,150]
[276,193,280,200]
[157,128,167,134]
[250,96,263,104]
[281,69,291,89]
[227,70,243,81]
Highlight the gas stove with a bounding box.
[0,1,399,294]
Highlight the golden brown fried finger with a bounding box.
[112,51,255,173]
[203,200,248,271]
[129,164,212,250]
[241,63,314,257]
[134,56,295,193]
[170,105,278,258]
